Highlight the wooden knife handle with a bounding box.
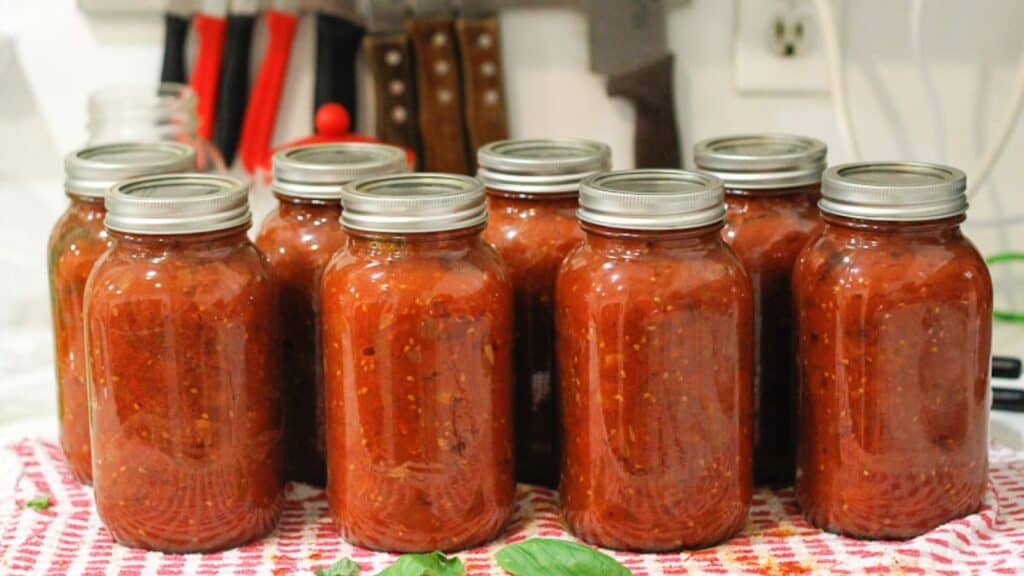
[407,17,471,174]
[606,54,682,169]
[455,15,508,171]
[364,34,421,167]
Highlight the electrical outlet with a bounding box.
[733,0,828,94]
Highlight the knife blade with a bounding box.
[361,0,422,167]
[587,0,681,169]
[454,0,508,171]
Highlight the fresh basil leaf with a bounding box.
[315,557,361,576]
[25,494,51,510]
[377,551,465,576]
[495,538,631,576]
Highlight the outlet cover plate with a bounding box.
[733,0,828,94]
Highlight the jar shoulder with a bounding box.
[87,239,271,312]
[323,239,511,307]
[794,228,993,301]
[255,208,347,263]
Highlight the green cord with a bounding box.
[986,252,1024,323]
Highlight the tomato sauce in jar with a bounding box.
[478,138,611,488]
[255,143,407,486]
[322,174,514,552]
[556,170,754,551]
[794,162,992,539]
[695,134,825,485]
[86,175,283,552]
[48,142,194,484]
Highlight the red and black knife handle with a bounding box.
[606,54,682,169]
[160,12,190,84]
[315,13,365,129]
[213,12,256,166]
[239,10,299,173]
[190,13,228,140]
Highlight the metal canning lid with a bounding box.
[693,134,827,190]
[820,161,968,221]
[578,169,726,230]
[272,142,408,199]
[64,142,196,198]
[342,173,487,233]
[477,138,612,194]
[105,174,251,235]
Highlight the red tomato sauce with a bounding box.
[794,214,991,539]
[322,226,515,552]
[556,222,754,551]
[255,198,345,485]
[722,184,821,485]
[48,195,108,484]
[87,226,283,552]
[483,190,584,487]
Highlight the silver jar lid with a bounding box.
[820,161,968,221]
[342,173,487,233]
[272,142,408,199]
[105,174,251,235]
[64,142,196,198]
[578,169,725,230]
[477,138,612,194]
[693,134,827,190]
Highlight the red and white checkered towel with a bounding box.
[2,438,1023,575]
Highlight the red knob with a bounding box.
[315,103,351,137]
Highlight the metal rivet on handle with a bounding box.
[385,50,402,67]
[438,89,453,105]
[388,79,405,96]
[391,106,408,123]
[432,32,447,47]
[477,33,493,49]
[434,60,450,76]
[483,89,499,105]
[480,61,496,77]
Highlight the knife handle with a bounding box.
[160,12,190,84]
[213,12,255,166]
[315,13,365,129]
[407,17,471,174]
[455,15,508,171]
[606,54,681,169]
[364,34,421,167]
[238,10,299,173]
[190,13,227,141]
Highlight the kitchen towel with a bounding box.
[1,437,1023,575]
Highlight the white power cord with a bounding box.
[811,0,860,160]
[968,51,1024,199]
[909,0,946,162]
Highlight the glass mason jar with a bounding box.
[478,138,611,488]
[48,142,195,484]
[695,134,825,486]
[88,83,226,173]
[254,142,407,486]
[85,174,283,552]
[794,162,992,539]
[322,174,514,552]
[556,170,754,551]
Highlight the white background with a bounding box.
[1,0,1023,441]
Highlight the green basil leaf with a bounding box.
[25,494,51,510]
[315,557,361,576]
[377,551,465,576]
[495,538,631,576]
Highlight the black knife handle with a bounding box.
[160,12,190,84]
[606,54,681,169]
[213,13,255,166]
[993,355,1022,380]
[315,13,365,128]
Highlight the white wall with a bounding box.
[3,0,1024,330]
